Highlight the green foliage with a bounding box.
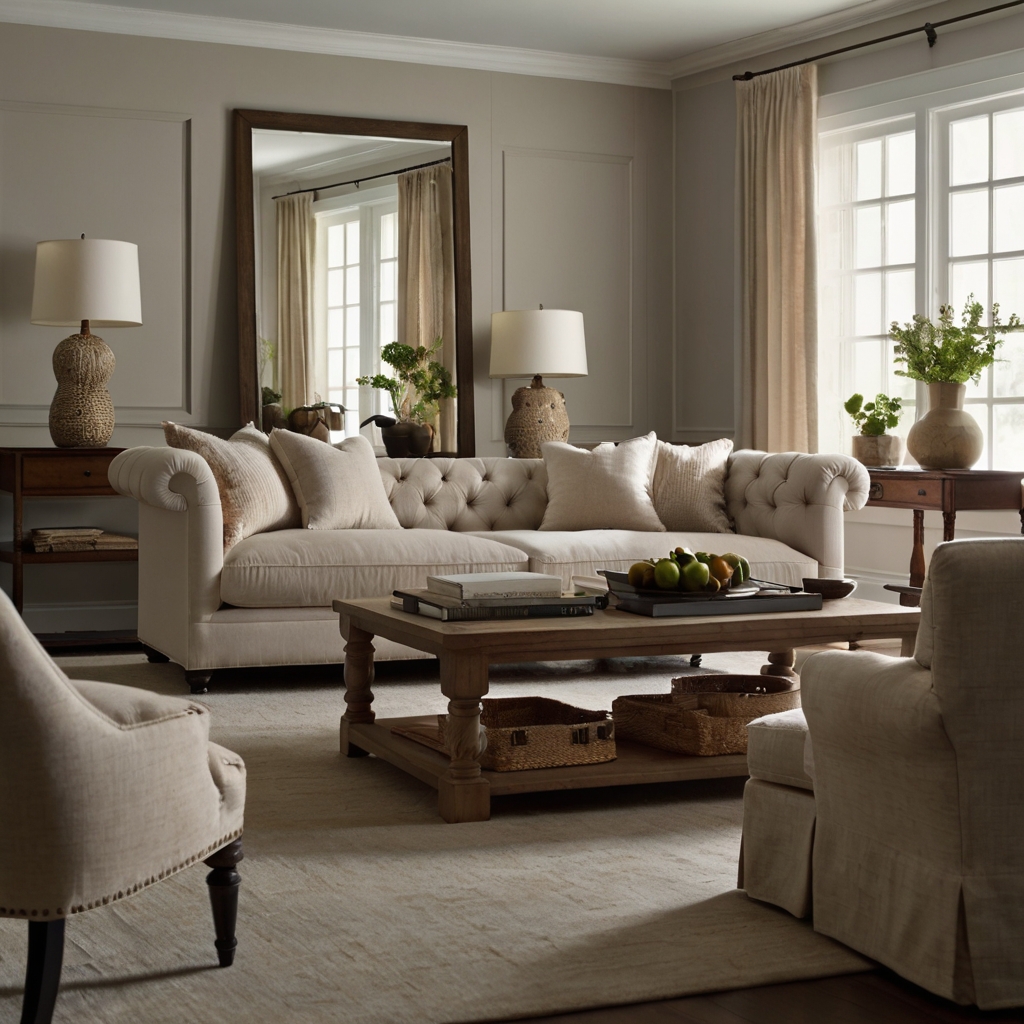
[261,385,282,406]
[356,339,457,426]
[889,297,1021,385]
[844,392,902,436]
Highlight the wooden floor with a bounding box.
[498,971,1024,1023]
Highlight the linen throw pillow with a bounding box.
[163,421,300,550]
[538,432,665,532]
[269,429,402,530]
[652,438,734,533]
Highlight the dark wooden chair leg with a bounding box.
[185,670,212,694]
[204,838,243,967]
[21,918,65,1024]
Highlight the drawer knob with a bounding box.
[869,482,883,500]
[918,488,926,495]
[83,470,91,477]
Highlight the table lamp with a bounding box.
[31,237,142,448]
[489,308,588,458]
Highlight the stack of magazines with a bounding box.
[391,572,604,621]
[31,527,138,552]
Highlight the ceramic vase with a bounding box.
[852,434,905,468]
[381,421,434,457]
[906,382,983,469]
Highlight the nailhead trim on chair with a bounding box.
[0,827,242,920]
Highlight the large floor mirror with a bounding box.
[234,110,474,455]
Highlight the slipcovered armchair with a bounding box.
[740,538,1024,1010]
[0,589,246,1024]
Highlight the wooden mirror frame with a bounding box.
[233,109,475,456]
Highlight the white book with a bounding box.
[426,571,563,600]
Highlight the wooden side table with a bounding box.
[866,468,1024,606]
[0,447,138,641]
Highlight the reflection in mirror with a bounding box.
[234,111,474,456]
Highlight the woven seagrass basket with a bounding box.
[440,696,616,771]
[613,674,800,756]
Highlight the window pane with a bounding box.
[380,301,396,346]
[886,199,915,265]
[855,205,882,267]
[855,273,882,336]
[994,335,1024,398]
[950,190,989,256]
[993,256,1024,321]
[856,139,882,201]
[964,404,990,467]
[886,132,915,196]
[345,345,360,384]
[379,260,396,302]
[886,269,915,326]
[327,347,344,389]
[345,265,360,303]
[380,212,397,260]
[327,308,345,347]
[327,224,345,267]
[854,340,883,399]
[346,306,360,347]
[327,267,344,307]
[993,109,1024,181]
[950,116,989,186]
[992,404,1024,470]
[950,261,989,320]
[346,220,360,265]
[994,183,1024,253]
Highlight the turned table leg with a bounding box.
[761,649,797,679]
[438,651,490,823]
[340,621,375,758]
[901,508,928,608]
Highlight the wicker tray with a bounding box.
[613,675,800,756]
[404,696,616,772]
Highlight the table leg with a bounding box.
[341,622,375,757]
[438,651,490,823]
[942,510,956,542]
[1019,508,1023,535]
[761,649,797,679]
[901,633,916,658]
[902,509,927,608]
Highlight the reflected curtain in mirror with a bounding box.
[276,193,316,410]
[398,163,456,452]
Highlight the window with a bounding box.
[315,189,398,436]
[818,89,1024,468]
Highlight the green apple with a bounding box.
[653,558,680,590]
[680,559,711,592]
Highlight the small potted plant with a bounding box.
[845,393,904,467]
[890,297,1020,469]
[357,338,456,457]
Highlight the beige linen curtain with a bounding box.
[736,64,818,453]
[397,163,456,452]
[275,193,316,411]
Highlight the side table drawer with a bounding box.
[867,477,943,509]
[22,455,118,495]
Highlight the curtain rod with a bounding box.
[273,157,451,200]
[733,0,1024,81]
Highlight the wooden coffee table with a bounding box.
[333,597,920,823]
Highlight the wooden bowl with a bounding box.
[802,577,857,600]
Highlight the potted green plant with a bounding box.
[889,297,1020,469]
[844,393,904,467]
[357,339,456,457]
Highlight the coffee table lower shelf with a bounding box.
[345,715,749,801]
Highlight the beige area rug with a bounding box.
[0,651,869,1023]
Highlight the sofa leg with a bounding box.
[141,644,170,663]
[185,670,212,694]
[21,918,65,1024]
[204,838,243,968]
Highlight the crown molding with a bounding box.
[668,0,940,81]
[0,0,674,89]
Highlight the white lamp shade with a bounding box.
[31,238,142,328]
[489,309,587,378]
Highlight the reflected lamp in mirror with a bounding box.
[489,308,587,458]
[31,238,142,448]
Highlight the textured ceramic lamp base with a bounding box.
[48,332,115,448]
[504,376,570,459]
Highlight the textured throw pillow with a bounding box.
[652,438,734,533]
[539,432,665,532]
[163,421,300,549]
[269,430,402,530]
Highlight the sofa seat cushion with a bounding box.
[468,530,817,588]
[746,709,813,791]
[221,529,530,608]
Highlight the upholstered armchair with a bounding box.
[739,537,1024,1010]
[0,589,246,1024]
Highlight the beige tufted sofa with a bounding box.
[110,447,868,687]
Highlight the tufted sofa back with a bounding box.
[378,457,549,531]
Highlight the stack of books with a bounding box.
[31,528,139,553]
[392,572,602,621]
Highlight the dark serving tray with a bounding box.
[600,569,763,602]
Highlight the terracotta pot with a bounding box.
[381,421,434,458]
[906,382,983,469]
[852,434,905,468]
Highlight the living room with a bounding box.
[1,0,1022,1021]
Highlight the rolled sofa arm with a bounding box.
[725,451,869,578]
[108,446,221,511]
